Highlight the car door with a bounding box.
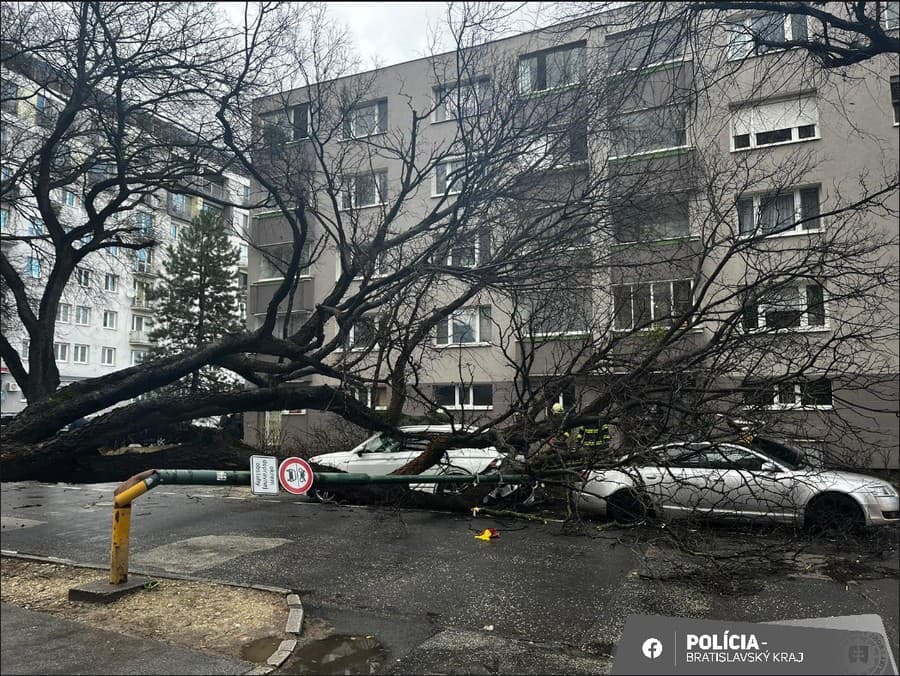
[638,445,708,517]
[346,433,425,475]
[713,444,795,520]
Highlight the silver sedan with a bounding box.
[574,442,899,529]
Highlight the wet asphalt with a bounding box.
[1,481,898,674]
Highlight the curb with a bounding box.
[0,550,303,674]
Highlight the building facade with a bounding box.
[0,65,250,415]
[245,5,899,467]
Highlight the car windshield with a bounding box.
[359,433,403,454]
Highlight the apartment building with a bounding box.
[0,65,250,415]
[245,5,899,467]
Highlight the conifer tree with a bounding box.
[149,209,242,395]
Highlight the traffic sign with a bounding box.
[250,455,279,495]
[278,457,314,495]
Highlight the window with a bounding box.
[520,123,589,168]
[132,315,151,332]
[28,219,45,236]
[260,108,295,145]
[56,303,71,323]
[891,75,899,125]
[104,273,119,292]
[53,342,69,362]
[433,384,493,410]
[108,245,118,257]
[170,222,179,241]
[1,79,17,114]
[351,385,390,410]
[728,12,809,60]
[21,339,29,359]
[434,79,488,122]
[607,21,685,73]
[885,2,900,29]
[434,158,466,196]
[613,279,693,331]
[26,256,41,278]
[737,187,821,236]
[0,208,9,232]
[731,95,818,150]
[744,378,833,409]
[742,283,827,330]
[75,305,90,325]
[103,310,118,329]
[58,189,77,207]
[341,100,387,139]
[73,344,89,364]
[75,268,91,288]
[134,280,151,307]
[258,243,309,280]
[291,102,310,141]
[522,284,592,336]
[519,42,586,94]
[131,350,147,366]
[611,198,690,242]
[447,228,491,268]
[340,171,387,210]
[436,306,492,345]
[135,212,154,237]
[101,347,116,366]
[610,105,688,158]
[347,316,377,350]
[169,192,188,217]
[134,248,153,273]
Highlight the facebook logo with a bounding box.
[642,638,663,660]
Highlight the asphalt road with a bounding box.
[2,481,898,674]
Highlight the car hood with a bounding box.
[788,469,898,494]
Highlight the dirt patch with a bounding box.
[1,557,288,661]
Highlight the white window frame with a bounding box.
[433,383,494,410]
[612,279,694,332]
[737,186,822,237]
[75,268,91,288]
[744,379,834,410]
[435,306,492,346]
[523,285,593,337]
[433,157,466,196]
[0,207,9,233]
[743,283,829,332]
[351,385,389,411]
[74,305,91,325]
[339,172,388,210]
[609,104,690,160]
[101,346,116,366]
[731,95,819,151]
[53,342,69,362]
[131,350,147,366]
[447,233,481,268]
[433,79,488,123]
[102,310,118,329]
[341,100,386,140]
[73,343,89,364]
[104,272,119,292]
[347,316,377,351]
[59,189,77,207]
[26,256,41,278]
[21,339,29,360]
[727,12,809,60]
[56,302,71,323]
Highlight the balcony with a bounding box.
[131,297,152,310]
[132,260,158,277]
[129,330,155,345]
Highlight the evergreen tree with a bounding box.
[149,209,242,395]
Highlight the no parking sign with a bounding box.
[278,457,314,495]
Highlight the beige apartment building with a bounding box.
[244,5,899,468]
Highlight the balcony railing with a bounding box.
[129,330,155,345]
[131,297,152,310]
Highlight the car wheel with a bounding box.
[805,493,865,534]
[606,490,647,524]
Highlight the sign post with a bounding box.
[250,455,279,495]
[278,457,314,495]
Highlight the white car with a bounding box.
[574,441,900,529]
[308,425,506,501]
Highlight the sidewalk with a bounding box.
[0,603,256,676]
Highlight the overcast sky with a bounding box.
[317,2,560,69]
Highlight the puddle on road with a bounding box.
[241,636,282,663]
[281,634,387,674]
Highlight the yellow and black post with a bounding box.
[110,469,160,584]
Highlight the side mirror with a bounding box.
[760,461,780,472]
